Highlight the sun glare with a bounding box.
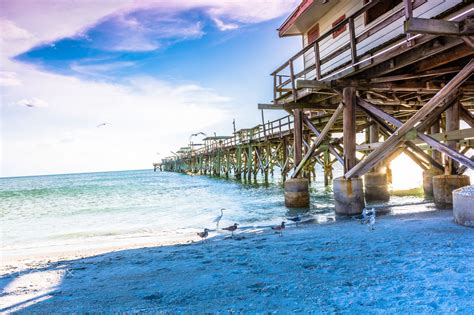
[389,153,424,191]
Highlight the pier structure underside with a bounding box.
[161,1,474,213]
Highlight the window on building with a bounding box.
[365,0,402,25]
[307,23,319,45]
[332,14,346,38]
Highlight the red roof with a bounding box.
[278,0,314,37]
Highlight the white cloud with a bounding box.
[1,61,231,177]
[212,17,239,31]
[15,97,49,108]
[0,19,32,41]
[0,71,22,86]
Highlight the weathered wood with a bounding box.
[349,59,473,178]
[460,105,474,128]
[430,120,442,163]
[301,115,344,166]
[291,103,343,178]
[349,17,357,66]
[412,44,474,73]
[361,37,464,79]
[404,148,429,170]
[314,41,321,80]
[343,87,357,173]
[293,109,303,170]
[358,98,445,171]
[405,18,464,36]
[445,100,460,174]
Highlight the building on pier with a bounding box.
[161,0,474,214]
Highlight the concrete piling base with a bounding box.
[284,178,310,208]
[432,175,470,209]
[364,171,390,202]
[422,168,443,198]
[333,177,365,215]
[453,185,474,227]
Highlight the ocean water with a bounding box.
[1,168,426,258]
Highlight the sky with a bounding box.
[0,0,301,177]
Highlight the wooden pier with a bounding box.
[158,0,474,212]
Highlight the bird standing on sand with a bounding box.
[222,223,238,237]
[361,208,376,230]
[368,210,376,230]
[213,208,225,230]
[271,222,286,236]
[287,215,301,227]
[197,228,210,242]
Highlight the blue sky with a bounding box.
[1,0,300,177]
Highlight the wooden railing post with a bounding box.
[348,17,357,66]
[314,41,321,80]
[273,74,277,103]
[403,0,413,45]
[289,59,297,102]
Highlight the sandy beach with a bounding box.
[1,209,473,313]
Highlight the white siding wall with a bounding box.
[302,0,463,79]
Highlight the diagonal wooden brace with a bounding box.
[358,98,445,171]
[301,115,344,166]
[356,97,474,175]
[345,59,474,178]
[291,103,344,178]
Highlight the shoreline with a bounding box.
[1,200,433,274]
[1,208,473,313]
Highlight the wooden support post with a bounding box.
[324,150,332,186]
[282,138,288,181]
[445,100,460,174]
[291,103,343,178]
[343,87,357,174]
[369,121,380,171]
[431,120,442,163]
[289,60,297,102]
[293,109,303,173]
[247,145,252,181]
[236,146,242,179]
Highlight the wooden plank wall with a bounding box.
[301,0,463,79]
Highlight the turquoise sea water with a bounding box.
[1,168,426,257]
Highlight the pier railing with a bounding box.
[271,0,422,103]
[185,114,294,157]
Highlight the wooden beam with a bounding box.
[404,18,465,36]
[412,44,474,73]
[460,105,474,128]
[291,103,343,178]
[356,97,474,175]
[296,80,331,90]
[293,109,303,170]
[362,37,464,79]
[445,100,460,174]
[301,115,344,166]
[343,87,357,173]
[404,148,429,170]
[346,60,474,178]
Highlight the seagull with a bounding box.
[271,221,286,236]
[222,223,238,237]
[213,208,225,230]
[287,215,301,227]
[368,210,376,231]
[360,208,375,225]
[196,228,210,242]
[96,123,108,128]
[361,208,376,230]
